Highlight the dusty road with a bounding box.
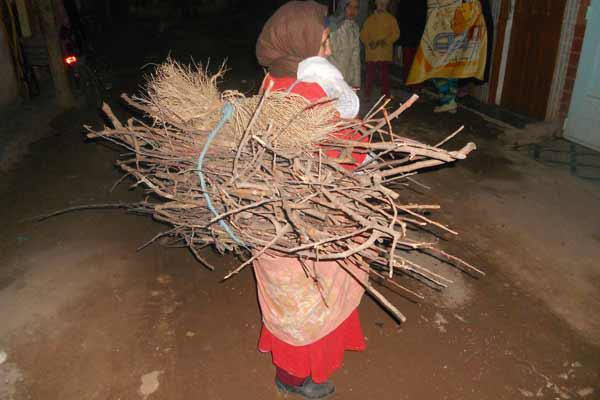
[1,13,599,400]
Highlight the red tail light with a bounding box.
[65,55,78,65]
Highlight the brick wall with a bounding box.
[559,0,591,118]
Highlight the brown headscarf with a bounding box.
[256,1,328,78]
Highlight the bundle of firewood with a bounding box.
[88,60,482,321]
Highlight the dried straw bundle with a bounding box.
[138,59,342,153]
[89,60,482,322]
[142,59,224,130]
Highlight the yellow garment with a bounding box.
[360,11,400,62]
[407,0,488,85]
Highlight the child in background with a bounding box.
[328,0,361,88]
[360,0,400,99]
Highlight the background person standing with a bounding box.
[360,0,400,99]
[328,0,361,88]
[407,0,488,113]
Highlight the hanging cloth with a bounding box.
[407,0,488,85]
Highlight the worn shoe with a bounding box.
[433,101,458,114]
[275,377,335,399]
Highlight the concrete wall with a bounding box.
[0,26,19,109]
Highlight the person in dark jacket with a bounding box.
[396,0,427,85]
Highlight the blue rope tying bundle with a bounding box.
[196,102,247,247]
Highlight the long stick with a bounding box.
[338,261,407,323]
[23,203,137,223]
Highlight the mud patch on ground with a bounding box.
[0,241,134,339]
[460,147,523,180]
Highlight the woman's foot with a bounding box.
[433,101,458,114]
[275,376,335,399]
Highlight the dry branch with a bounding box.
[87,59,481,322]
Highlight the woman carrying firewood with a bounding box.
[254,1,369,398]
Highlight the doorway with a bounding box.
[500,0,567,119]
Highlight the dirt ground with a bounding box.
[1,14,599,400]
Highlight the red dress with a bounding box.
[261,75,367,169]
[257,75,367,384]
